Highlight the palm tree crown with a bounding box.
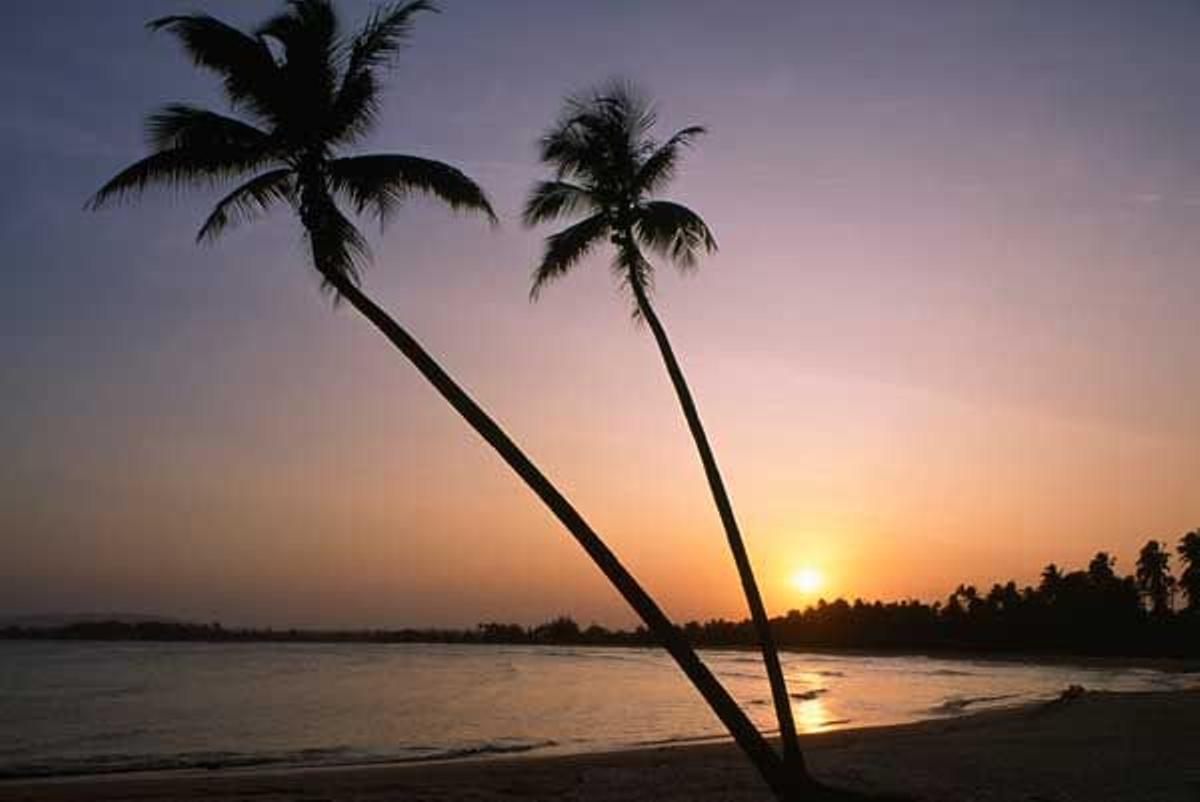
[523,80,715,302]
[89,0,494,288]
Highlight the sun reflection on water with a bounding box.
[792,695,832,733]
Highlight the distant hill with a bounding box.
[0,612,185,629]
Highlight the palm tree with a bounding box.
[523,80,809,783]
[1178,530,1200,613]
[1087,551,1117,584]
[1038,564,1063,601]
[1135,540,1174,617]
[87,4,807,800]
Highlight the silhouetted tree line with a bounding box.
[0,616,653,646]
[7,533,1199,657]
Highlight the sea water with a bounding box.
[0,641,1193,778]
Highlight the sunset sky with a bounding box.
[2,0,1198,628]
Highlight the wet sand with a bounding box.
[2,690,1197,801]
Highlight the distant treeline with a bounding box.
[7,532,1199,658]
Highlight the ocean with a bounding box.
[1,641,1193,779]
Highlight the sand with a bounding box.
[2,690,1198,802]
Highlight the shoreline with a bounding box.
[777,643,1200,673]
[3,689,1198,801]
[7,636,1198,675]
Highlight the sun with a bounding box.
[790,567,824,595]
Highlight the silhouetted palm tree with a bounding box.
[523,80,809,784]
[1135,540,1174,617]
[87,4,807,800]
[1178,530,1200,612]
[1088,552,1117,584]
[1039,564,1063,600]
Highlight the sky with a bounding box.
[1,0,1198,628]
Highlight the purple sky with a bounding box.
[2,1,1198,627]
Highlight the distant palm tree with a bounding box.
[1178,530,1200,612]
[1087,551,1117,585]
[1135,540,1174,617]
[523,80,810,786]
[1038,564,1063,600]
[87,3,802,800]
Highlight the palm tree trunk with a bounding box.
[628,273,808,780]
[320,272,799,800]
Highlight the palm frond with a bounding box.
[530,213,609,299]
[636,125,706,195]
[634,200,717,269]
[328,154,496,225]
[196,169,295,243]
[87,146,276,210]
[612,245,655,309]
[522,180,595,226]
[328,68,381,146]
[330,0,437,145]
[307,199,371,286]
[257,0,341,114]
[148,14,281,123]
[587,78,657,148]
[538,117,599,182]
[346,0,437,72]
[257,0,339,50]
[145,104,272,153]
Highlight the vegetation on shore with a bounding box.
[11,534,1199,658]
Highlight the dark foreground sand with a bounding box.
[3,690,1198,802]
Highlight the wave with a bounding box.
[717,670,768,680]
[0,739,559,780]
[790,688,828,701]
[418,739,557,762]
[0,751,285,780]
[633,733,728,748]
[519,648,663,669]
[929,693,1018,714]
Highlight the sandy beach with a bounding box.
[3,689,1197,802]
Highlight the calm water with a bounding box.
[1,641,1194,779]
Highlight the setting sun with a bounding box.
[790,568,824,595]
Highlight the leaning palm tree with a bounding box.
[524,81,810,784]
[87,3,809,800]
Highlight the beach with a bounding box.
[3,689,1197,802]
